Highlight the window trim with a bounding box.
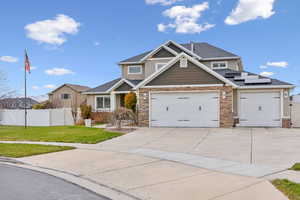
[211,61,228,69]
[127,65,142,75]
[61,93,71,100]
[95,95,111,111]
[155,63,166,71]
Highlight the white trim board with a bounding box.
[238,85,294,89]
[144,84,224,88]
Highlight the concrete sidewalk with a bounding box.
[127,148,286,178]
[18,149,288,200]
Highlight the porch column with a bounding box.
[110,92,116,111]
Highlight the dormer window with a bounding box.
[211,61,227,69]
[128,65,142,74]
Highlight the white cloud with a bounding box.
[44,84,56,89]
[259,65,268,69]
[225,0,276,25]
[158,23,168,32]
[32,86,40,90]
[260,71,274,77]
[45,68,74,76]
[0,56,18,63]
[145,0,184,6]
[158,2,215,34]
[266,61,288,68]
[25,14,80,45]
[94,42,100,46]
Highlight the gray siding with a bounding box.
[144,58,172,78]
[202,59,241,71]
[147,61,224,86]
[115,82,132,91]
[121,64,145,80]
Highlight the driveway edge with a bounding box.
[0,161,142,200]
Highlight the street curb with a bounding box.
[0,162,142,200]
[0,157,24,164]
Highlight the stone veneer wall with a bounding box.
[137,86,234,128]
[282,118,291,128]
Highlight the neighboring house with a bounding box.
[48,84,91,108]
[0,97,39,109]
[84,40,294,128]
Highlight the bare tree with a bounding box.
[70,98,81,124]
[0,70,15,108]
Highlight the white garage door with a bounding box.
[150,92,219,127]
[239,92,281,127]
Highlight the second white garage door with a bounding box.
[239,92,281,127]
[150,92,219,127]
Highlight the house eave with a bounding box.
[238,85,295,89]
[200,56,240,61]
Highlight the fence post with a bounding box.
[64,108,66,126]
[49,109,52,126]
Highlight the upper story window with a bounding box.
[211,62,227,69]
[61,93,71,100]
[96,96,110,110]
[128,65,142,74]
[155,63,166,71]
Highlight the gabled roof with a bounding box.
[84,78,121,94]
[84,78,143,94]
[134,53,238,89]
[49,84,91,94]
[119,41,239,64]
[181,42,239,59]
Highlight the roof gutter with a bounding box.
[238,85,295,89]
[200,56,240,61]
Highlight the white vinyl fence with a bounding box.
[292,102,300,128]
[0,108,74,126]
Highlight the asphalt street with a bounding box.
[0,164,110,200]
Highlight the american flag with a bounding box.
[25,50,31,74]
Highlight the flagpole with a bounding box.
[24,49,27,129]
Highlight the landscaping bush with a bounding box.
[32,100,55,109]
[125,92,137,111]
[80,104,92,119]
[91,112,111,123]
[110,107,137,129]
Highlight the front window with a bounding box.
[128,65,142,74]
[96,96,110,110]
[61,93,71,100]
[212,62,227,69]
[155,63,166,71]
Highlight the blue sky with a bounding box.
[0,0,299,97]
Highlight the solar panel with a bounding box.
[225,72,241,78]
[244,78,272,84]
[234,75,259,81]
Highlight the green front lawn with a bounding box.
[272,179,300,200]
[0,126,122,144]
[0,143,75,158]
[290,163,300,171]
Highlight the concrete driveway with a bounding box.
[98,128,300,168]
[18,127,299,200]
